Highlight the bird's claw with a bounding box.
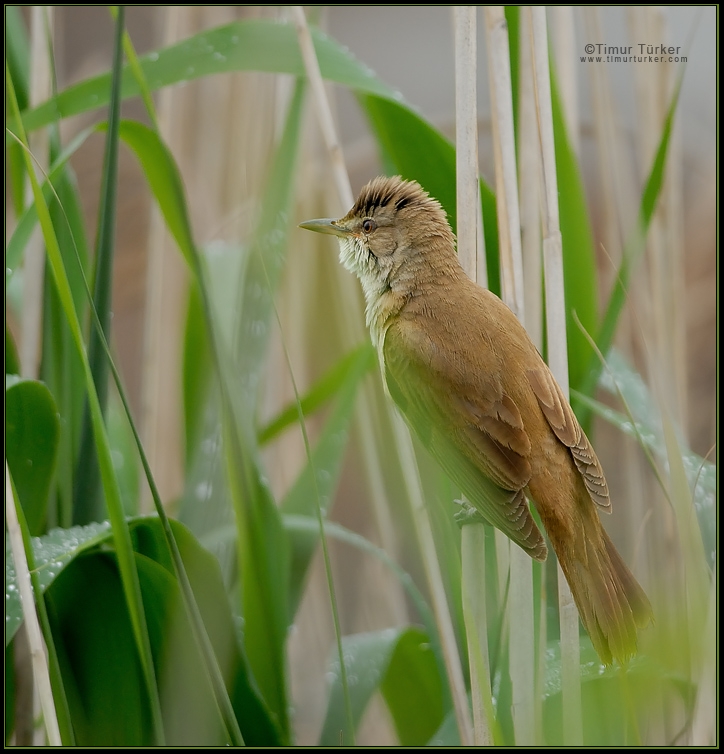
[453,498,487,528]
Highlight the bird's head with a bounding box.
[300,176,457,304]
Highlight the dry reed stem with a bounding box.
[484,6,525,321]
[388,413,474,746]
[530,8,565,379]
[291,7,405,571]
[507,550,536,744]
[484,6,537,744]
[6,464,61,746]
[454,6,493,745]
[454,5,481,281]
[292,6,354,209]
[529,7,582,745]
[517,9,542,348]
[293,12,409,633]
[294,7,473,745]
[461,525,494,746]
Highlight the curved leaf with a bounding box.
[5,520,113,644]
[17,19,396,135]
[6,377,60,535]
[5,516,281,745]
[46,552,154,746]
[116,119,196,269]
[380,627,446,745]
[129,518,282,746]
[320,627,444,746]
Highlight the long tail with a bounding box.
[554,523,652,665]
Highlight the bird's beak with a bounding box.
[298,218,351,238]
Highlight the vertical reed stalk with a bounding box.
[454,6,494,746]
[454,6,481,280]
[5,465,61,746]
[485,7,525,318]
[292,6,353,210]
[517,9,542,348]
[529,6,582,745]
[461,523,495,744]
[388,414,474,746]
[485,6,537,744]
[517,12,545,738]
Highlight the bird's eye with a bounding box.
[362,218,377,233]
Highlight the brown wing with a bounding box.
[526,367,610,511]
[383,320,547,560]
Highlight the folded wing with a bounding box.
[383,321,548,560]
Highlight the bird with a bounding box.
[300,175,652,665]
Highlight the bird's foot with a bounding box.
[453,498,487,528]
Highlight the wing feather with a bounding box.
[384,322,547,559]
[527,367,611,512]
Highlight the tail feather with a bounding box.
[602,531,653,629]
[559,527,652,665]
